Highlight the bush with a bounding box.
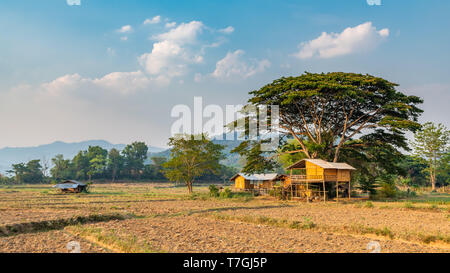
[219,187,233,199]
[208,184,220,197]
[404,202,414,209]
[364,201,374,208]
[375,175,398,198]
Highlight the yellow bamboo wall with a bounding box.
[306,161,324,179]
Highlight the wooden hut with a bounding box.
[286,159,356,202]
[230,173,287,191]
[53,180,87,193]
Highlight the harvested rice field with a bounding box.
[0,183,449,253]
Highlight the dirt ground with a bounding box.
[0,183,449,253]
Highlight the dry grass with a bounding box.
[0,183,449,253]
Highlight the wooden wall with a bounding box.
[306,161,324,179]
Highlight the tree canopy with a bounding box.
[248,72,423,161]
[411,122,449,190]
[232,72,423,178]
[162,135,225,194]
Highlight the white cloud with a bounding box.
[218,26,234,34]
[294,22,389,59]
[165,22,177,28]
[139,21,205,80]
[117,25,133,33]
[211,50,270,79]
[144,16,161,25]
[155,21,203,44]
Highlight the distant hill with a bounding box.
[0,140,166,174]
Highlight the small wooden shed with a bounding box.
[286,159,356,202]
[53,180,87,193]
[230,173,287,190]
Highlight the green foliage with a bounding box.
[122,142,148,179]
[411,122,449,190]
[107,148,124,182]
[162,134,225,194]
[231,140,279,174]
[364,201,374,208]
[219,187,233,198]
[208,184,220,197]
[376,174,398,198]
[8,159,44,184]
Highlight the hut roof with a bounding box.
[53,180,86,189]
[286,159,356,170]
[230,173,285,182]
[61,180,86,185]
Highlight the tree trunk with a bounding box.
[430,159,436,192]
[187,181,193,194]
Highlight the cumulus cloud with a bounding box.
[117,25,133,33]
[144,16,161,25]
[218,26,234,34]
[165,22,177,28]
[39,71,158,96]
[211,50,270,79]
[139,21,205,80]
[294,22,389,59]
[155,21,203,44]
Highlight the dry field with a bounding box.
[0,183,449,253]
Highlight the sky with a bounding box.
[0,0,449,149]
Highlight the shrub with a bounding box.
[404,202,414,209]
[220,187,233,199]
[208,184,220,197]
[364,201,374,208]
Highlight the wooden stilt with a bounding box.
[336,181,339,202]
[348,181,351,200]
[306,181,309,203]
[323,180,326,203]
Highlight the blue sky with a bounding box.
[0,0,449,148]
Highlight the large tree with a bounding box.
[122,142,148,179]
[411,122,449,191]
[107,148,124,182]
[162,135,224,194]
[232,72,423,174]
[86,146,108,182]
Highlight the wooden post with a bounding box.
[323,180,326,203]
[290,183,293,200]
[336,181,339,202]
[348,181,351,200]
[306,181,309,203]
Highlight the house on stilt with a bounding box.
[285,159,356,202]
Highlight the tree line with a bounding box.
[0,141,236,185]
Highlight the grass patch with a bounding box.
[66,225,161,253]
[364,201,374,208]
[403,202,415,209]
[0,213,131,237]
[347,224,395,239]
[208,213,316,230]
